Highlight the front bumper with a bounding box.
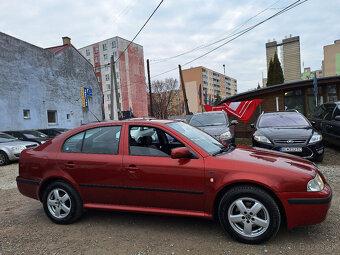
[252,140,324,161]
[277,183,332,229]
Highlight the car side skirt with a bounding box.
[83,203,213,219]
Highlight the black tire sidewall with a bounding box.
[42,181,82,224]
[218,186,281,244]
[0,151,9,166]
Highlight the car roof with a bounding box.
[192,111,225,115]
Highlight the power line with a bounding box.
[115,0,165,63]
[151,0,307,79]
[150,0,282,64]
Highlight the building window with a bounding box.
[284,89,304,114]
[104,54,108,60]
[47,110,57,124]
[86,49,90,56]
[105,74,110,81]
[94,47,99,53]
[114,51,118,58]
[107,94,111,100]
[105,64,109,71]
[23,109,30,119]
[112,41,116,48]
[116,72,119,78]
[66,113,70,120]
[97,76,101,82]
[95,57,99,63]
[306,87,323,118]
[95,67,100,73]
[328,85,338,102]
[108,104,111,109]
[103,44,107,51]
[106,84,111,90]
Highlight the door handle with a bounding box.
[64,162,75,168]
[125,165,139,172]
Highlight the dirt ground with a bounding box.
[0,147,339,255]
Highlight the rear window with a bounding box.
[258,113,310,128]
[189,113,227,127]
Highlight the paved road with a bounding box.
[0,147,339,255]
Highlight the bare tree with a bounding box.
[151,78,179,119]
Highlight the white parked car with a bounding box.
[0,132,39,166]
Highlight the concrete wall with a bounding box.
[0,32,103,131]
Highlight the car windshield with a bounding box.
[167,121,225,155]
[258,113,310,128]
[189,113,227,127]
[22,130,48,139]
[0,133,18,143]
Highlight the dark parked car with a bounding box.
[37,128,69,138]
[17,119,331,244]
[4,130,50,144]
[312,101,340,147]
[189,111,238,144]
[251,111,324,162]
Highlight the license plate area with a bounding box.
[280,147,303,152]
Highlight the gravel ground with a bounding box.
[0,147,339,255]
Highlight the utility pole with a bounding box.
[147,59,153,117]
[110,55,121,120]
[179,65,190,115]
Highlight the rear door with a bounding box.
[122,124,205,212]
[57,125,125,205]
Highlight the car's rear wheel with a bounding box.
[218,185,281,244]
[0,151,9,166]
[42,181,83,224]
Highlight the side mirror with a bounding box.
[250,123,255,129]
[230,120,238,126]
[310,121,316,126]
[335,116,340,121]
[171,147,191,159]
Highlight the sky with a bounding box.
[0,0,339,93]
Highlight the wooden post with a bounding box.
[147,59,153,117]
[179,65,190,115]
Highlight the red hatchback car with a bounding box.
[17,119,332,244]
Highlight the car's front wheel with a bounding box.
[218,185,281,244]
[0,151,9,166]
[42,181,83,224]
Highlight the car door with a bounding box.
[57,125,125,205]
[321,103,336,142]
[329,104,340,146]
[122,124,205,212]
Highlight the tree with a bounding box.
[150,78,179,119]
[267,51,284,86]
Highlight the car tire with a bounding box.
[314,153,324,163]
[218,185,281,244]
[0,151,9,166]
[42,181,83,224]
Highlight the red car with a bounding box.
[17,119,332,244]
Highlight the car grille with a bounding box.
[273,139,307,144]
[26,144,38,148]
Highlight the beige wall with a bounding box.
[323,40,340,77]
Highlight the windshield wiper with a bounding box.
[212,146,230,156]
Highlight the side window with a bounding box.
[314,105,325,119]
[62,126,121,154]
[129,126,185,157]
[82,126,121,154]
[324,104,336,121]
[62,132,85,153]
[333,105,340,119]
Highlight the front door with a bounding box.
[122,125,205,212]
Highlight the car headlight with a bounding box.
[220,131,232,140]
[254,135,272,144]
[10,145,26,151]
[309,133,322,144]
[307,173,324,192]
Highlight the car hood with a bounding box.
[206,146,318,192]
[195,125,229,136]
[257,127,313,140]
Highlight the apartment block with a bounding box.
[180,66,237,114]
[323,40,340,77]
[79,37,148,120]
[266,35,301,83]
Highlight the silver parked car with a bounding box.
[0,132,39,166]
